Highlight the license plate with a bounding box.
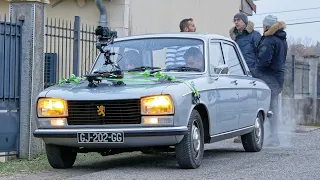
[77,132,124,143]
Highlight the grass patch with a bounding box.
[0,154,50,177]
[0,152,103,177]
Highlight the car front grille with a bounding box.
[67,99,141,125]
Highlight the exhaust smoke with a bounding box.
[264,93,298,147]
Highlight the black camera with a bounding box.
[95,26,117,44]
[95,26,118,55]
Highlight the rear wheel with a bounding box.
[175,109,204,169]
[45,144,77,169]
[241,113,264,152]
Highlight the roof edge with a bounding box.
[246,0,257,13]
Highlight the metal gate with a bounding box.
[44,16,99,87]
[0,15,22,155]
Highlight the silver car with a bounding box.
[34,33,272,169]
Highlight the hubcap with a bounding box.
[254,117,261,142]
[192,122,201,158]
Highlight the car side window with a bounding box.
[222,43,245,75]
[209,42,224,75]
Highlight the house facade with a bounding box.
[0,0,256,37]
[0,0,257,84]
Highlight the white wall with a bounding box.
[0,0,243,38]
[129,0,241,37]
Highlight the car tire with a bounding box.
[175,109,204,169]
[45,144,77,169]
[241,113,264,152]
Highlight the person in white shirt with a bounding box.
[165,18,199,68]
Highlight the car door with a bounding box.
[208,40,239,134]
[221,41,258,129]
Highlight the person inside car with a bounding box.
[120,50,142,70]
[165,18,197,68]
[183,47,204,71]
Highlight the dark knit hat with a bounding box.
[234,12,248,25]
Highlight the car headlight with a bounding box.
[37,98,68,117]
[141,95,174,115]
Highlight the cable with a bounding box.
[254,6,320,15]
[285,16,320,22]
[250,17,320,24]
[255,20,320,28]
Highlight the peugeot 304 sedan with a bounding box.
[34,33,272,169]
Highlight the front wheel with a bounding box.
[45,144,77,169]
[241,113,264,152]
[175,109,204,169]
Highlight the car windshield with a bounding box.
[91,37,205,73]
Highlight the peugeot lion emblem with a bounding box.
[97,105,105,117]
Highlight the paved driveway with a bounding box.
[2,125,320,180]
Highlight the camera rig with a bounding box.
[95,25,117,53]
[86,26,124,87]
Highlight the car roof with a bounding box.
[114,32,233,42]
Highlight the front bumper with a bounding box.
[33,127,188,148]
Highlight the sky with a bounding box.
[249,0,320,45]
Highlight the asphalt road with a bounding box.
[2,124,320,180]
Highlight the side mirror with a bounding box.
[214,64,229,80]
[214,64,229,75]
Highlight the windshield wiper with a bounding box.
[127,66,161,72]
[164,66,201,72]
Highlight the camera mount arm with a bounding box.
[86,0,123,88]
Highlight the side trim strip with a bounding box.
[210,125,255,143]
[211,125,255,138]
[0,110,18,113]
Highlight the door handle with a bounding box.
[250,80,256,86]
[230,80,238,85]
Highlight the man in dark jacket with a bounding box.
[230,12,261,73]
[230,13,261,143]
[254,15,288,146]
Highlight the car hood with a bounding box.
[43,76,193,100]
